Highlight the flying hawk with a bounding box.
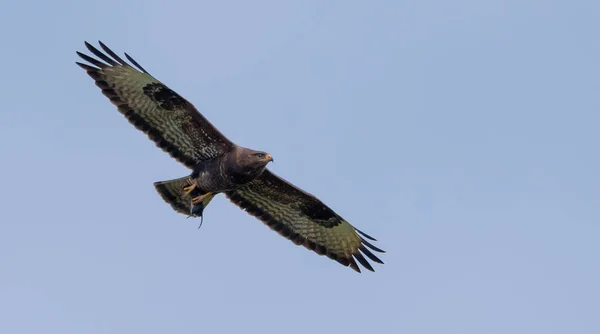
[76,41,384,272]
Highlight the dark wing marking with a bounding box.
[225,170,385,273]
[76,41,234,168]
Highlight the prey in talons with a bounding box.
[190,192,213,220]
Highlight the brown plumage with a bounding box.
[76,41,384,272]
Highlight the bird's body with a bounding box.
[76,41,384,272]
[182,146,273,216]
[197,146,272,192]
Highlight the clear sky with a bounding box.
[1,1,599,333]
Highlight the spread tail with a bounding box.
[153,177,215,217]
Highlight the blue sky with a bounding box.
[1,1,599,333]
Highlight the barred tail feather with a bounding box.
[153,177,217,217]
[154,177,194,215]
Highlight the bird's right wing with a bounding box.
[226,170,385,273]
[76,41,234,168]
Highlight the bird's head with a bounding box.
[239,148,273,173]
[249,151,274,165]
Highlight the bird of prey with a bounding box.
[76,41,384,272]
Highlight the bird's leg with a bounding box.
[182,182,197,196]
[191,192,212,206]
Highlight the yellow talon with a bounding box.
[191,193,212,206]
[183,183,196,195]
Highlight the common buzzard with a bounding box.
[76,41,384,272]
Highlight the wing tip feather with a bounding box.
[359,244,384,264]
[84,41,119,66]
[97,40,129,66]
[348,258,361,273]
[78,41,150,75]
[353,252,374,272]
[75,61,99,71]
[361,237,385,253]
[76,51,108,69]
[125,52,150,74]
[355,228,377,241]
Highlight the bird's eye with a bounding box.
[256,153,265,158]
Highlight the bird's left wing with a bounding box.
[226,170,385,273]
[76,41,235,168]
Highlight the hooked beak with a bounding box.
[265,154,274,163]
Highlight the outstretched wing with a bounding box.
[76,41,234,168]
[226,170,385,273]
